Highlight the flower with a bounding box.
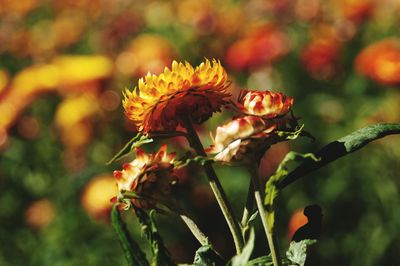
[206,116,278,162]
[225,25,289,71]
[355,38,400,86]
[207,89,295,162]
[237,89,294,118]
[123,59,230,132]
[300,38,340,80]
[113,145,178,209]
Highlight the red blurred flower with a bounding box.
[341,0,375,24]
[225,25,289,71]
[300,38,341,80]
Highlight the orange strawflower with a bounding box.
[123,59,230,132]
[113,145,178,209]
[237,89,294,118]
[207,89,295,162]
[355,38,400,86]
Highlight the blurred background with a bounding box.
[0,0,399,265]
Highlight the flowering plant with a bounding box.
[110,59,400,266]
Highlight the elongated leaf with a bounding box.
[135,209,176,266]
[246,256,273,266]
[111,205,149,266]
[286,240,317,266]
[107,134,153,165]
[193,245,225,266]
[229,229,255,266]
[277,123,400,190]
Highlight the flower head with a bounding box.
[123,59,231,132]
[206,116,278,162]
[113,145,178,209]
[207,89,296,162]
[237,89,294,118]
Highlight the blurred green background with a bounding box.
[0,0,399,265]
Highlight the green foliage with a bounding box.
[285,240,317,266]
[107,134,153,165]
[136,209,176,266]
[228,229,255,266]
[193,245,226,266]
[278,123,400,189]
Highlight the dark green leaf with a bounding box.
[277,123,400,189]
[136,209,176,266]
[111,205,149,266]
[107,134,153,165]
[193,245,225,266]
[229,229,255,266]
[246,255,273,266]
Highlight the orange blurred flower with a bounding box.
[113,145,178,209]
[207,89,294,162]
[116,34,175,77]
[123,59,230,132]
[81,174,118,220]
[300,38,341,80]
[25,199,55,229]
[225,25,289,71]
[237,89,294,118]
[355,38,400,86]
[340,0,375,23]
[287,208,308,240]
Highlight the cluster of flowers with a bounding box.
[113,59,296,210]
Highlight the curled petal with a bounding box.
[237,89,293,118]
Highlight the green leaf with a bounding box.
[111,205,149,266]
[246,256,273,266]
[193,245,226,266]
[277,123,400,190]
[135,209,176,266]
[265,152,319,206]
[229,229,255,266]
[175,155,215,168]
[107,134,153,165]
[286,240,317,266]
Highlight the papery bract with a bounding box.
[123,59,231,132]
[237,89,294,118]
[113,145,177,209]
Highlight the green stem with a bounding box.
[241,179,255,228]
[180,214,209,246]
[248,166,281,266]
[181,116,244,254]
[111,205,149,266]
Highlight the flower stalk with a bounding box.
[248,164,281,266]
[180,214,209,246]
[181,115,244,254]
